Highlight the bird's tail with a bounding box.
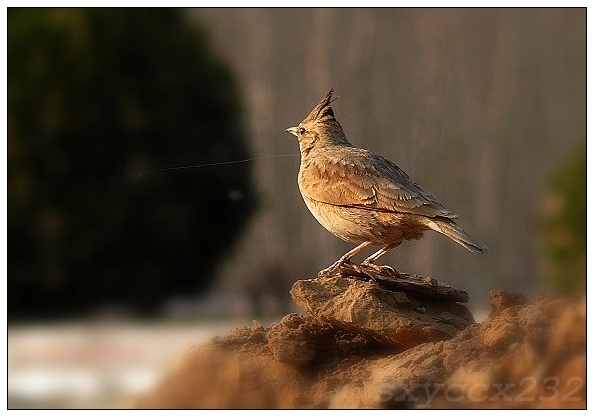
[426,218,489,254]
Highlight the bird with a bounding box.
[285,89,488,274]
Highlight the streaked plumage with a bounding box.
[286,89,488,270]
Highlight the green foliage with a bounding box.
[541,138,586,294]
[8,9,257,319]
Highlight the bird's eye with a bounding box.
[298,127,306,135]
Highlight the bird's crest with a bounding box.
[302,89,338,124]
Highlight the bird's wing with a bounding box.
[299,149,458,219]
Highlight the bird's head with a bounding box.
[285,89,350,155]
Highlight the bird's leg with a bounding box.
[340,241,374,263]
[361,242,399,265]
[360,242,400,282]
[319,241,373,276]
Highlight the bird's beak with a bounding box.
[285,126,299,137]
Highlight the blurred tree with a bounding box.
[541,138,586,294]
[8,9,257,319]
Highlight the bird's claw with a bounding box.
[360,262,396,276]
[318,259,351,277]
[318,259,396,281]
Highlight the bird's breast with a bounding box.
[300,195,427,244]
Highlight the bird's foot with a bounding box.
[347,262,398,285]
[318,259,352,278]
[360,261,396,277]
[318,260,397,281]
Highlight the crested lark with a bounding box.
[286,89,488,272]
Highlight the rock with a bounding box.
[266,312,385,367]
[130,284,586,409]
[488,290,529,315]
[267,314,317,366]
[322,262,470,303]
[212,320,267,346]
[480,320,522,350]
[290,275,474,348]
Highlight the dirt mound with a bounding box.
[130,274,586,409]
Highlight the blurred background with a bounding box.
[7,8,586,408]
